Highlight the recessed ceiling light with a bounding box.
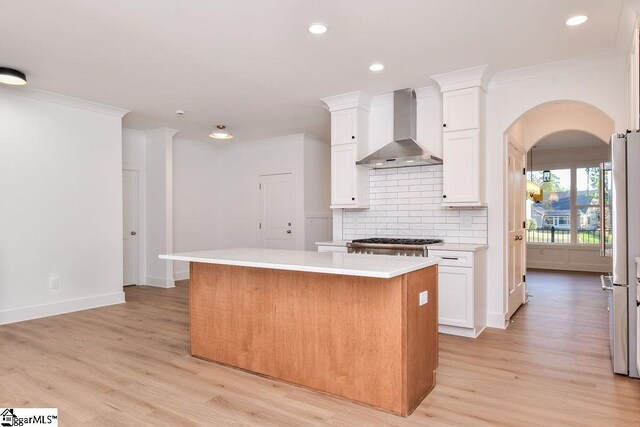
[209,125,233,140]
[369,63,384,72]
[308,23,329,35]
[566,15,588,26]
[0,67,27,86]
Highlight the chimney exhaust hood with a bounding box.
[356,88,442,169]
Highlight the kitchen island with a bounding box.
[160,248,439,416]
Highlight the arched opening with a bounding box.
[504,100,614,319]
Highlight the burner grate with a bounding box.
[351,238,443,246]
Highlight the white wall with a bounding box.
[172,133,330,277]
[0,87,127,324]
[303,135,332,249]
[485,54,628,327]
[172,137,223,278]
[216,134,307,250]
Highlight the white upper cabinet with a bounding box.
[431,65,488,207]
[331,109,357,146]
[329,112,369,208]
[321,91,371,209]
[442,87,480,132]
[442,130,481,205]
[331,144,357,205]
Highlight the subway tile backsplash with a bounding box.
[342,165,488,244]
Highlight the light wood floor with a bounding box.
[1,270,639,426]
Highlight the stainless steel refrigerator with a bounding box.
[601,132,640,378]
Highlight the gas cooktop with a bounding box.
[350,238,443,246]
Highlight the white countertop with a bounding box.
[426,243,488,252]
[315,240,351,247]
[160,248,439,279]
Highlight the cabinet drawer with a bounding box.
[429,250,473,268]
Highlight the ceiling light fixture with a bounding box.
[0,67,27,86]
[369,63,384,72]
[566,15,588,26]
[209,125,233,140]
[308,23,329,35]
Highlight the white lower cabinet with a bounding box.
[431,249,486,338]
[438,266,473,328]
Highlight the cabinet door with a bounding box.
[331,109,357,146]
[331,144,357,206]
[442,129,479,204]
[442,87,479,132]
[438,266,474,328]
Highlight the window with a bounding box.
[526,169,571,243]
[576,167,611,245]
[526,166,611,245]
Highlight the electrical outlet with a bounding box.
[50,278,59,290]
[419,291,428,306]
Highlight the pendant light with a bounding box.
[209,125,233,140]
[0,67,28,86]
[527,147,543,203]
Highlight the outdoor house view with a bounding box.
[526,166,612,244]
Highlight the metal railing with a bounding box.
[525,227,603,244]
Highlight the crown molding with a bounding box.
[320,90,372,112]
[0,85,129,118]
[430,65,490,92]
[488,52,625,89]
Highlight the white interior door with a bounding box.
[123,170,138,285]
[260,173,295,250]
[507,144,526,318]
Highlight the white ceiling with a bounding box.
[534,130,609,151]
[0,0,626,142]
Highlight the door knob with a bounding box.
[286,230,292,234]
[131,231,137,236]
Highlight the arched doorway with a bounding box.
[504,100,615,318]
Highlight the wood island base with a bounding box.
[189,262,438,417]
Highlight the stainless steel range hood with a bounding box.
[356,88,442,169]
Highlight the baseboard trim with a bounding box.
[438,324,486,338]
[0,291,126,325]
[486,311,508,329]
[145,276,176,288]
[173,271,190,281]
[527,262,609,273]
